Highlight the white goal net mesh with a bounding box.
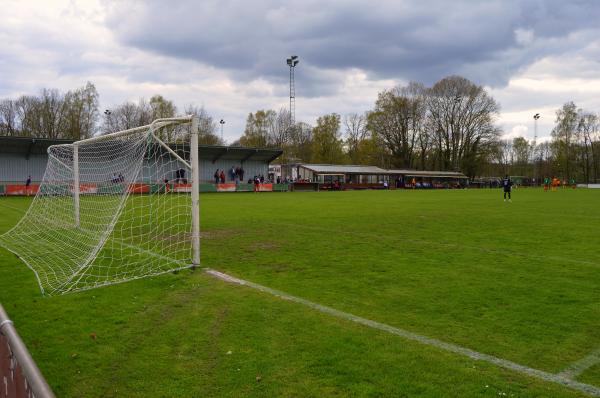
[0,118,198,295]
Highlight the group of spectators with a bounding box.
[111,173,125,183]
[214,166,246,184]
[543,177,576,191]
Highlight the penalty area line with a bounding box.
[204,268,600,397]
[558,347,600,380]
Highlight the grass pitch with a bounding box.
[1,188,599,397]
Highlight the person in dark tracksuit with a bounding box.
[502,175,512,202]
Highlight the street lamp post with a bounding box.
[533,113,540,143]
[533,113,540,184]
[286,55,299,126]
[219,119,225,143]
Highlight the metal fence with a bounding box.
[0,304,54,398]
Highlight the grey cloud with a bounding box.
[104,0,600,97]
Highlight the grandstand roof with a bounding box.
[0,136,73,156]
[198,145,282,163]
[0,136,282,163]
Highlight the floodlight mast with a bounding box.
[286,55,299,126]
[533,113,540,184]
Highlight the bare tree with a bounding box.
[267,107,291,149]
[184,105,224,145]
[426,76,501,177]
[344,112,368,164]
[102,98,155,134]
[577,111,599,183]
[0,99,18,136]
[367,82,426,168]
[62,82,99,139]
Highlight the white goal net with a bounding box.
[0,117,201,295]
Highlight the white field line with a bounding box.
[268,222,600,269]
[559,348,600,379]
[205,268,600,397]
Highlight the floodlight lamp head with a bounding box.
[287,59,292,65]
[293,60,299,66]
[291,55,298,60]
[534,113,540,119]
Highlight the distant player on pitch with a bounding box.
[502,175,512,202]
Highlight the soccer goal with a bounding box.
[0,117,201,295]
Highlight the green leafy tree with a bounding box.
[551,102,579,180]
[311,113,346,164]
[239,110,275,147]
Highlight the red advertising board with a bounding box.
[172,183,192,193]
[217,183,236,192]
[127,183,150,193]
[258,183,273,192]
[78,184,98,194]
[5,185,39,196]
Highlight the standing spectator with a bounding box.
[239,166,245,182]
[230,166,236,181]
[25,175,32,196]
[254,176,260,192]
[220,170,226,183]
[176,168,186,184]
[214,169,220,184]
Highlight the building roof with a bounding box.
[298,164,467,178]
[387,169,468,178]
[299,164,389,174]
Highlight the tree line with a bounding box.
[0,82,223,145]
[0,82,99,140]
[1,77,599,181]
[239,75,501,178]
[494,102,600,183]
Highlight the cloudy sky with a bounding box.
[1,0,600,143]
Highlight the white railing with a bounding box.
[0,303,55,398]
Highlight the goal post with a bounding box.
[0,116,201,295]
[190,116,200,268]
[73,144,80,228]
